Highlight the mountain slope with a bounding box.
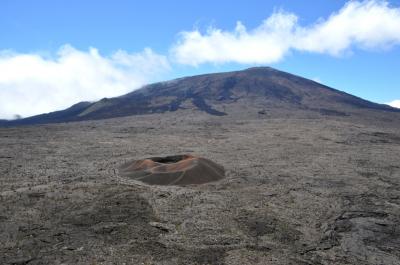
[0,102,92,126]
[1,67,398,126]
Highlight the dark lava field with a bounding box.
[1,110,400,265]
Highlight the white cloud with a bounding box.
[171,0,400,65]
[0,45,170,119]
[295,0,400,54]
[387,100,400,108]
[312,77,322,83]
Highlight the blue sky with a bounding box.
[1,0,400,118]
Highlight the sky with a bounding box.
[1,0,400,119]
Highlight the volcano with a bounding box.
[119,154,225,186]
[1,67,398,126]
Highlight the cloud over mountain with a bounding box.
[0,46,170,119]
[388,100,400,108]
[171,0,400,65]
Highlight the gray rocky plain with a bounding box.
[1,107,400,265]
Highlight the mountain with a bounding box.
[1,67,399,126]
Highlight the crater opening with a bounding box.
[150,155,190,164]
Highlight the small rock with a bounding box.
[149,222,175,233]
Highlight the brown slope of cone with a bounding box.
[118,154,225,186]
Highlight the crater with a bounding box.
[119,154,225,186]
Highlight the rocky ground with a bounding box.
[1,109,400,264]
